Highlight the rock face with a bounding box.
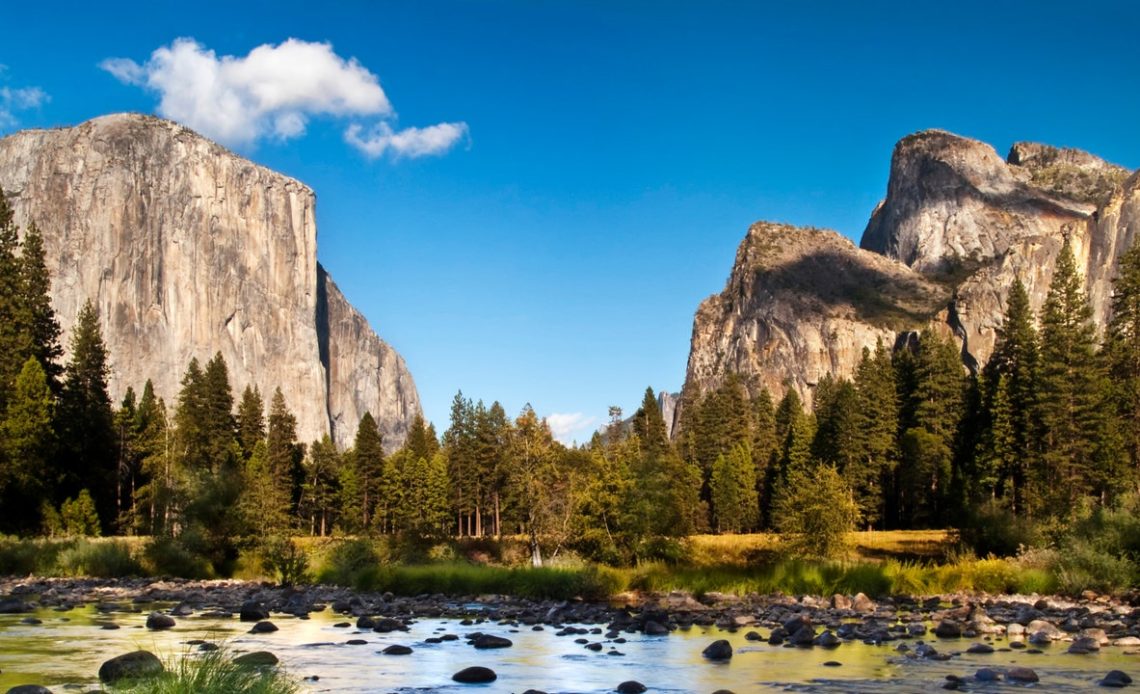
[682,129,1136,419]
[683,222,948,408]
[0,113,419,450]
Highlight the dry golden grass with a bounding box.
[685,529,952,566]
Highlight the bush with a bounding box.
[774,465,860,559]
[142,537,214,579]
[260,536,309,586]
[55,539,141,577]
[1053,540,1136,595]
[958,501,1039,557]
[60,490,101,537]
[315,538,384,587]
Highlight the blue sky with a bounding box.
[2,1,1138,442]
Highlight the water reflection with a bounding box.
[0,605,1135,692]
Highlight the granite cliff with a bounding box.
[0,113,419,451]
[682,129,1137,417]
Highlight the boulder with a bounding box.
[98,650,164,683]
[702,639,733,660]
[233,652,279,667]
[616,682,647,694]
[1006,667,1039,683]
[1100,670,1133,688]
[382,644,413,655]
[6,686,54,694]
[239,601,270,622]
[145,612,176,630]
[472,634,513,649]
[934,620,963,638]
[249,621,279,634]
[452,666,497,683]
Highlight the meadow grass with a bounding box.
[111,646,299,694]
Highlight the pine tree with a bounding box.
[240,440,291,537]
[266,387,303,517]
[627,387,704,542]
[200,353,237,472]
[57,299,115,530]
[351,411,384,529]
[896,329,964,527]
[1105,243,1140,484]
[299,435,340,536]
[133,380,174,534]
[981,278,1040,513]
[0,357,55,532]
[710,443,758,533]
[0,189,24,410]
[1036,237,1108,516]
[444,391,476,536]
[113,387,141,532]
[853,341,898,528]
[750,388,779,528]
[235,385,266,461]
[16,223,62,390]
[405,413,440,462]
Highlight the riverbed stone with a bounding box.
[472,634,513,649]
[974,668,1002,682]
[249,621,279,634]
[616,682,647,694]
[0,598,33,614]
[1006,667,1039,683]
[702,639,733,660]
[452,666,497,683]
[6,686,54,694]
[234,651,278,667]
[1099,670,1133,687]
[966,643,994,654]
[145,612,175,630]
[240,600,270,621]
[852,593,876,612]
[382,644,413,655]
[934,620,963,638]
[1069,636,1101,654]
[98,650,164,683]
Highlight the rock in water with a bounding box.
[702,639,733,660]
[145,612,175,630]
[98,650,164,683]
[233,652,279,667]
[1006,667,1039,683]
[616,682,648,694]
[452,666,497,683]
[1100,671,1132,688]
[472,634,513,649]
[240,601,270,622]
[249,621,279,634]
[382,644,413,655]
[0,114,420,451]
[6,686,55,694]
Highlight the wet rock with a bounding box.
[346,639,368,645]
[234,651,278,667]
[355,615,375,629]
[934,620,963,638]
[198,643,219,652]
[966,643,994,654]
[1006,667,1039,683]
[1028,630,1054,645]
[789,625,816,647]
[644,620,669,636]
[19,617,41,625]
[1100,670,1133,688]
[702,639,733,660]
[382,644,413,655]
[372,617,405,633]
[823,661,842,667]
[1069,636,1101,654]
[616,682,647,694]
[586,642,603,652]
[974,668,1002,682]
[144,610,173,629]
[98,650,164,683]
[814,631,840,648]
[249,621,279,634]
[744,630,762,641]
[852,593,876,612]
[6,686,55,694]
[472,634,513,649]
[0,598,33,614]
[239,601,270,622]
[1026,619,1064,639]
[452,666,497,683]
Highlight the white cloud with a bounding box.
[0,84,49,129]
[100,37,466,159]
[345,121,468,159]
[546,412,599,445]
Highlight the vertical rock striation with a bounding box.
[0,113,419,450]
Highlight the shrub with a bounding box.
[1053,540,1136,595]
[142,537,214,579]
[958,501,1039,557]
[260,536,309,586]
[774,465,860,559]
[315,538,384,587]
[55,539,141,577]
[60,490,101,537]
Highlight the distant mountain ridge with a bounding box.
[681,130,1139,419]
[0,113,420,451]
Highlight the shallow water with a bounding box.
[0,604,1136,692]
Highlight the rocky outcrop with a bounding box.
[683,131,1136,417]
[0,113,419,450]
[683,222,948,408]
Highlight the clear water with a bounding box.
[0,604,1136,692]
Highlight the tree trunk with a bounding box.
[494,493,501,538]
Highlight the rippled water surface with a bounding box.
[1,604,1137,692]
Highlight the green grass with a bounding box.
[111,647,298,694]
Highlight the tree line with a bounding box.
[4,180,1140,566]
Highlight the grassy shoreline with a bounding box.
[0,530,1130,600]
